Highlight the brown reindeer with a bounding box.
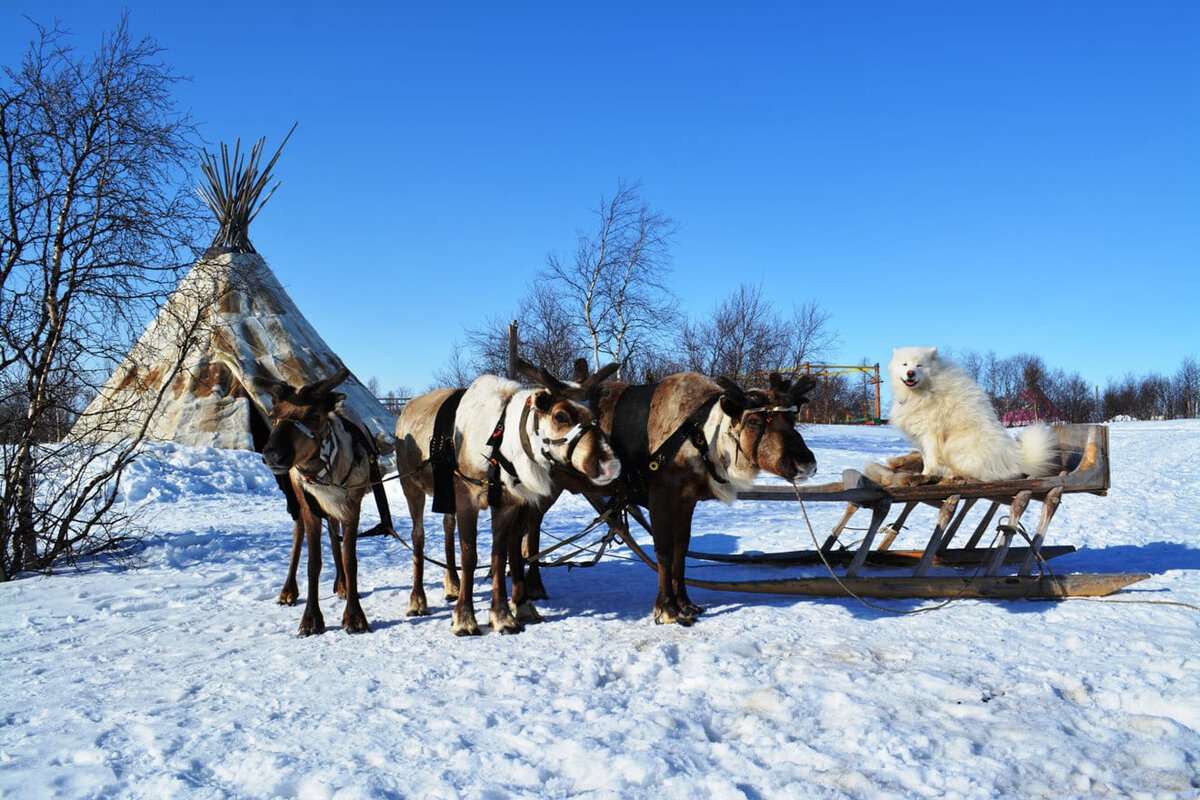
[259,367,378,635]
[397,359,620,635]
[597,371,818,625]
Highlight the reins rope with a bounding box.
[790,485,983,615]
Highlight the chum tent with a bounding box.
[71,130,395,452]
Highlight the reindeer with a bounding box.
[259,367,380,635]
[597,371,818,625]
[397,359,620,635]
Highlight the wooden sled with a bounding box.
[560,424,1149,601]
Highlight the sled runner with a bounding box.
[547,424,1150,601]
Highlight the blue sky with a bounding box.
[5,1,1198,396]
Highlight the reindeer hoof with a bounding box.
[490,609,525,635]
[451,614,481,636]
[407,593,429,617]
[653,604,695,627]
[680,601,705,617]
[343,610,371,634]
[298,612,325,637]
[514,601,544,624]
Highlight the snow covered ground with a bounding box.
[2,421,1198,799]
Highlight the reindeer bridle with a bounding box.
[277,412,345,485]
[520,395,600,469]
[728,401,800,467]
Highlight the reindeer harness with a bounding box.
[611,385,729,508]
[454,393,599,507]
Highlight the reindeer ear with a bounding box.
[254,373,293,404]
[532,389,554,412]
[583,362,619,390]
[319,366,351,394]
[792,375,818,405]
[514,358,567,395]
[321,391,346,413]
[715,377,747,420]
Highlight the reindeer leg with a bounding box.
[442,512,459,602]
[488,503,524,635]
[523,503,549,601]
[673,499,703,619]
[329,518,347,599]
[510,505,542,624]
[340,501,370,634]
[297,487,325,636]
[403,481,429,616]
[451,489,481,636]
[648,490,688,626]
[278,518,302,605]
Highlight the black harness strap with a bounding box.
[430,389,466,514]
[648,394,728,486]
[340,414,398,539]
[484,401,520,506]
[610,383,657,508]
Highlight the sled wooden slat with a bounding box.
[682,573,1151,600]
[686,545,1077,568]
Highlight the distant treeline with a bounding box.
[913,350,1199,424]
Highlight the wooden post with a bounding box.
[874,363,882,422]
[507,320,518,380]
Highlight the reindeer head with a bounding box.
[715,372,817,484]
[515,358,621,485]
[258,367,350,476]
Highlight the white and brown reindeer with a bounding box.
[259,367,382,636]
[396,358,621,635]
[596,371,818,625]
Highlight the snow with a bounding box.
[2,421,1198,799]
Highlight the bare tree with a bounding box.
[1175,356,1199,419]
[1048,369,1094,423]
[787,300,839,366]
[679,283,838,381]
[680,283,788,377]
[1,17,203,578]
[542,180,679,377]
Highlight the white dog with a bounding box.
[882,346,1058,483]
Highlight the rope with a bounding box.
[792,487,989,615]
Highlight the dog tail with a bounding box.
[1018,424,1059,478]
